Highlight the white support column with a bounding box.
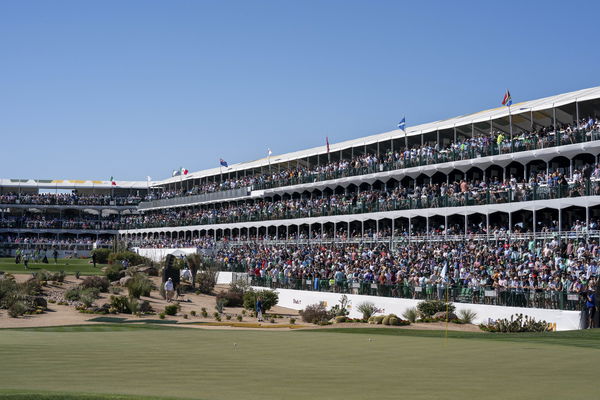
[532,208,537,239]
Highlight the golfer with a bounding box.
[164,278,175,303]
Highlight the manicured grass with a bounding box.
[0,325,599,400]
[0,257,106,276]
[0,390,184,400]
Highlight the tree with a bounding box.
[186,253,202,289]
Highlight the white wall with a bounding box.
[133,247,197,262]
[254,287,583,331]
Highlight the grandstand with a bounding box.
[4,86,600,314]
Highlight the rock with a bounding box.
[432,311,458,321]
[119,276,132,286]
[31,296,48,309]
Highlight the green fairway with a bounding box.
[0,257,106,276]
[0,325,599,400]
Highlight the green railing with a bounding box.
[125,180,600,229]
[250,276,584,311]
[221,129,600,193]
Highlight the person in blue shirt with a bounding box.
[586,290,596,329]
[256,297,264,322]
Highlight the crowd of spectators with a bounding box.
[0,192,143,206]
[0,215,123,230]
[123,163,600,229]
[213,237,599,309]
[150,119,600,200]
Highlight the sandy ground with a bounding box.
[0,275,480,332]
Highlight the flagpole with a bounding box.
[508,104,513,149]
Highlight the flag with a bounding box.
[268,148,272,156]
[181,167,188,175]
[502,89,512,106]
[220,158,228,167]
[172,169,180,177]
[146,176,152,182]
[398,117,406,131]
[109,176,116,186]
[326,137,330,153]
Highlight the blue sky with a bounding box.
[1,0,599,181]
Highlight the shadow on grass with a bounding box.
[300,327,600,349]
[0,389,194,400]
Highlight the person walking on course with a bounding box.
[256,296,264,322]
[164,278,175,303]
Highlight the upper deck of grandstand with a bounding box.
[135,86,600,210]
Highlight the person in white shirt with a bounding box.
[164,278,175,303]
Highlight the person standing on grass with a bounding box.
[164,278,175,303]
[53,248,58,264]
[586,290,596,328]
[256,296,264,322]
[23,253,29,270]
[92,252,97,268]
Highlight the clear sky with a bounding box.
[1,0,599,181]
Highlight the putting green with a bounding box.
[0,325,598,400]
[0,257,106,276]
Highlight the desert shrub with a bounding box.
[270,318,275,323]
[127,297,140,315]
[195,270,217,294]
[215,298,227,314]
[289,317,296,325]
[79,290,98,308]
[164,303,179,316]
[75,271,81,280]
[126,273,154,298]
[109,295,131,314]
[242,289,279,312]
[329,295,350,317]
[190,310,196,316]
[64,287,82,302]
[105,264,124,282]
[80,276,110,292]
[139,300,153,314]
[236,314,242,322]
[417,300,455,318]
[159,312,165,319]
[65,287,100,303]
[389,316,398,326]
[215,314,221,321]
[479,314,552,333]
[107,251,149,266]
[458,309,478,324]
[335,315,348,323]
[382,314,392,325]
[216,289,244,308]
[357,301,377,320]
[8,301,27,318]
[402,307,418,323]
[109,286,122,294]
[299,302,334,324]
[51,270,66,283]
[91,248,111,264]
[183,313,188,319]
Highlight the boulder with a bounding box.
[119,276,132,286]
[432,311,458,321]
[31,296,48,309]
